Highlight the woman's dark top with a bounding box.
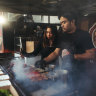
[32,38,57,59]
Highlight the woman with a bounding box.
[31,25,58,59]
[22,25,58,69]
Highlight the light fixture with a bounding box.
[23,14,27,16]
[84,14,88,16]
[0,12,6,24]
[0,16,6,24]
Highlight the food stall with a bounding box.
[0,55,79,96]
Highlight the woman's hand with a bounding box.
[35,60,46,69]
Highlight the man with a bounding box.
[36,12,95,68]
[44,12,95,63]
[35,12,95,96]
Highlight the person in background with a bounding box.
[37,12,96,96]
[24,25,58,69]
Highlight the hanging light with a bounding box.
[0,12,6,24]
[0,16,6,24]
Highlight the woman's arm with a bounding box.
[44,48,60,63]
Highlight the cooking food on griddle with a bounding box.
[26,70,48,81]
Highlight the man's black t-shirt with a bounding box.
[57,29,94,71]
[58,29,94,54]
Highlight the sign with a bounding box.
[89,23,96,48]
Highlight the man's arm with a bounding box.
[74,48,96,60]
[44,48,60,63]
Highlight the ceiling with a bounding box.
[0,0,96,16]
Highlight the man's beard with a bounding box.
[62,28,71,33]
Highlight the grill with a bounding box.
[0,59,26,96]
[0,56,79,96]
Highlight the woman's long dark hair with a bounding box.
[43,25,58,48]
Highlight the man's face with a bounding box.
[60,16,72,33]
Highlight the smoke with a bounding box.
[10,55,76,96]
[32,80,69,96]
[11,56,41,81]
[12,55,76,96]
[11,58,27,80]
[9,54,96,96]
[24,56,41,66]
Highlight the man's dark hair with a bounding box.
[58,12,77,25]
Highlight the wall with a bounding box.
[78,16,89,31]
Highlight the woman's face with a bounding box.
[46,28,53,39]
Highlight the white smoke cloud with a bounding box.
[9,55,94,96]
[11,56,41,81]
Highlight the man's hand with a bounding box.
[35,60,46,69]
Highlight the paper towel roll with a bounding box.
[26,41,34,53]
